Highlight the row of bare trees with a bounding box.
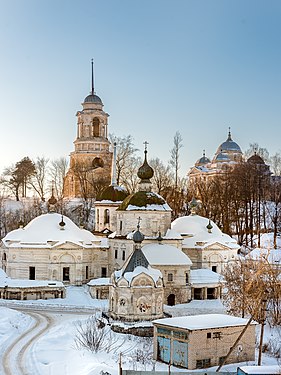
[1,156,68,202]
[189,161,281,248]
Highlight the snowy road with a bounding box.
[3,311,54,375]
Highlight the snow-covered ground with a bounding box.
[0,286,280,375]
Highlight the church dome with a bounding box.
[84,94,103,104]
[117,191,171,211]
[195,150,211,166]
[97,185,129,202]
[2,213,100,248]
[247,153,265,165]
[215,152,230,162]
[172,215,222,237]
[216,130,242,154]
[171,214,240,250]
[137,150,154,181]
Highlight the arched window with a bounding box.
[92,157,104,168]
[2,253,6,261]
[104,209,110,224]
[93,118,100,137]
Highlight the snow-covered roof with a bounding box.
[153,313,257,330]
[2,213,103,249]
[164,229,183,240]
[142,243,192,266]
[0,277,64,288]
[114,265,162,286]
[171,215,239,250]
[254,232,281,250]
[0,268,8,279]
[190,269,223,285]
[238,366,281,374]
[117,191,171,212]
[87,277,111,286]
[247,248,281,265]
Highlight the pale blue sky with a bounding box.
[0,0,281,176]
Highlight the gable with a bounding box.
[54,241,84,250]
[203,242,230,251]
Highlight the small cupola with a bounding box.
[59,215,66,230]
[206,219,213,233]
[137,141,154,191]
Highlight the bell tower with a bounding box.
[64,61,113,198]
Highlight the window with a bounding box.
[29,266,35,280]
[85,266,89,279]
[104,209,110,224]
[212,265,217,273]
[213,331,222,339]
[115,249,118,259]
[196,358,211,369]
[119,221,123,231]
[101,267,107,278]
[173,330,188,340]
[167,273,173,282]
[122,250,126,261]
[96,209,99,224]
[93,118,100,137]
[185,273,189,284]
[63,267,70,281]
[207,332,211,338]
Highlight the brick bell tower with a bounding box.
[64,60,113,198]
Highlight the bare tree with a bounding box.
[169,131,183,218]
[109,134,138,186]
[270,152,281,176]
[150,158,173,195]
[30,156,50,201]
[49,157,68,200]
[245,143,270,163]
[223,255,281,326]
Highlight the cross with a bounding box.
[137,216,142,230]
[143,141,149,152]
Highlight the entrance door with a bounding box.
[173,340,188,368]
[167,294,175,306]
[157,336,171,364]
[194,288,202,300]
[63,267,70,281]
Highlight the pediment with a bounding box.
[204,242,229,251]
[54,241,83,250]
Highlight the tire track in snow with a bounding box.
[3,311,54,375]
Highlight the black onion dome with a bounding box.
[84,94,103,104]
[117,191,168,211]
[48,194,57,206]
[97,185,129,202]
[133,228,145,243]
[247,154,265,165]
[137,150,154,181]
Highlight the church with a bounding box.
[0,66,240,316]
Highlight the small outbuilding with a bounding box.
[153,314,257,370]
